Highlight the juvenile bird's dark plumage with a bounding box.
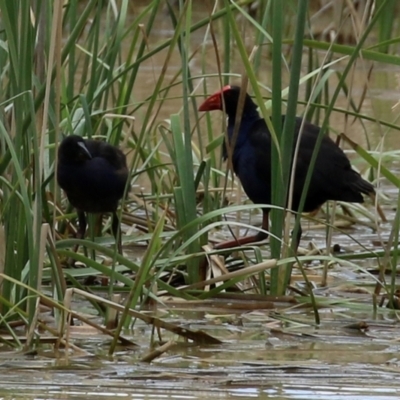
[199,85,375,249]
[57,135,129,253]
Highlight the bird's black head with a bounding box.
[198,85,258,118]
[58,135,92,164]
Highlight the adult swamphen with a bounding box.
[199,85,375,250]
[57,135,129,254]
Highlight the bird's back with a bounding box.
[58,139,128,213]
[233,116,374,212]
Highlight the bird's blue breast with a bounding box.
[234,141,271,205]
[225,116,271,206]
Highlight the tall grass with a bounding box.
[0,0,399,346]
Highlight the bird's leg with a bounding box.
[94,213,103,237]
[214,212,269,250]
[199,212,269,278]
[111,211,122,254]
[291,223,302,253]
[68,210,87,265]
[76,210,87,239]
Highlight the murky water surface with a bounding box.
[1,309,400,399]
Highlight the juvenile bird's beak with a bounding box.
[77,141,92,159]
[198,85,231,111]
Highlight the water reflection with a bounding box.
[2,307,400,399]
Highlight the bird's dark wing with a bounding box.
[85,140,127,170]
[291,119,373,211]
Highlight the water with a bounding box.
[1,309,400,399]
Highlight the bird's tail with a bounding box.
[349,172,387,222]
[352,176,375,196]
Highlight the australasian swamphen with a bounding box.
[198,85,375,250]
[57,135,129,254]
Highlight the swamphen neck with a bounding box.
[199,85,260,152]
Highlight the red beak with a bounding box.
[198,85,231,111]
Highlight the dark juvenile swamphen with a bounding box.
[199,85,375,250]
[57,135,129,253]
